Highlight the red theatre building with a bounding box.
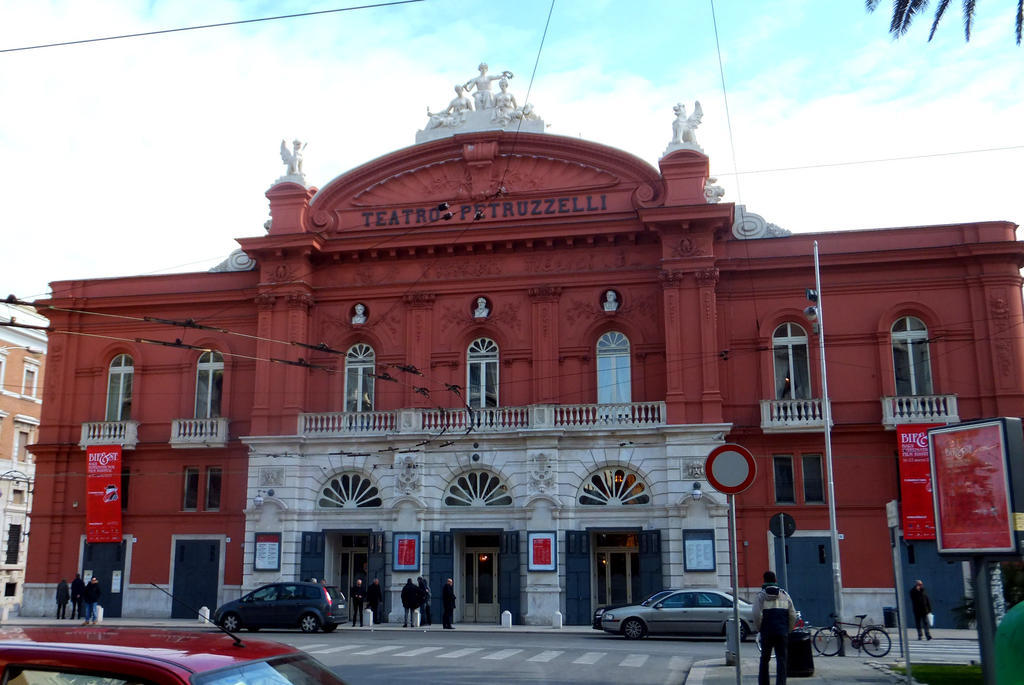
[23,86,1024,626]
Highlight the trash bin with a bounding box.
[787,629,815,678]
[883,606,897,628]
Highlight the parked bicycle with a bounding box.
[812,613,891,657]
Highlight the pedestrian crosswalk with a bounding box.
[904,638,980,664]
[305,642,685,669]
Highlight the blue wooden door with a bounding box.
[171,539,220,618]
[367,532,387,620]
[565,531,591,625]
[900,539,964,628]
[776,535,834,626]
[499,531,521,623]
[82,541,126,617]
[429,532,454,621]
[299,532,324,582]
[638,530,663,599]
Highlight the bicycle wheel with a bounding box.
[813,627,841,656]
[861,627,892,657]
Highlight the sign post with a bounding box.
[706,444,757,685]
[769,512,796,593]
[886,500,912,685]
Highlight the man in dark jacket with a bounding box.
[350,578,366,627]
[417,577,432,626]
[910,579,933,640]
[82,576,102,625]
[56,579,70,619]
[401,578,419,627]
[442,577,456,629]
[366,578,383,625]
[70,574,85,620]
[752,570,797,685]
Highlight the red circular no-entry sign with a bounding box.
[704,444,757,495]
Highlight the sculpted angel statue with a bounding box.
[280,139,306,177]
[670,101,703,145]
[464,62,513,110]
[426,84,474,129]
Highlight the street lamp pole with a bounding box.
[810,241,845,624]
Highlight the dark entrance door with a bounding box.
[638,530,663,600]
[171,539,220,619]
[299,531,325,583]
[565,531,591,625]
[367,532,387,621]
[82,540,126,618]
[900,538,963,628]
[775,535,835,626]
[429,532,453,622]
[499,531,521,624]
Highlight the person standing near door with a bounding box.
[753,570,797,685]
[367,578,383,624]
[910,579,933,640]
[401,578,419,627]
[350,578,366,627]
[442,577,456,630]
[417,577,432,626]
[56,578,70,619]
[82,576,102,625]
[70,573,85,620]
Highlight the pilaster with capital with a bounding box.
[659,269,687,421]
[404,292,436,407]
[529,287,562,403]
[694,268,723,420]
[283,291,315,418]
[251,294,278,432]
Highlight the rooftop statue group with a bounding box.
[419,63,543,140]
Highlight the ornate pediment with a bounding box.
[351,154,619,206]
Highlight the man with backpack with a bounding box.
[753,570,797,685]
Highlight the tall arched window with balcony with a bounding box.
[344,343,375,412]
[892,316,933,395]
[596,331,631,404]
[194,351,224,418]
[772,323,811,399]
[105,354,134,421]
[467,338,499,408]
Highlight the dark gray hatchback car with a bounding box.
[214,581,347,633]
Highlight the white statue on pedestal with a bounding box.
[662,101,704,157]
[473,297,490,319]
[603,291,619,312]
[492,78,518,126]
[426,85,474,130]
[279,139,306,177]
[464,63,513,111]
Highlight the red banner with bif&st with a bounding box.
[86,445,122,543]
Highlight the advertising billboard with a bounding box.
[86,445,122,543]
[929,419,1021,555]
[898,423,943,539]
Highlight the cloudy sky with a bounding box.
[3,0,1022,301]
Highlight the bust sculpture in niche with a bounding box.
[473,297,490,319]
[603,290,620,312]
[352,303,367,324]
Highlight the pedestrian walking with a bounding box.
[56,578,70,619]
[910,579,933,640]
[752,570,797,685]
[417,576,432,626]
[82,576,102,625]
[70,573,85,620]
[401,578,419,627]
[442,577,456,629]
[350,578,366,627]
[367,578,383,625]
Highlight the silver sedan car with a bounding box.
[600,589,756,640]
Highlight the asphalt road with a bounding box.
[260,626,762,685]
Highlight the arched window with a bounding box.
[596,331,631,404]
[578,467,650,506]
[194,351,224,418]
[444,471,512,506]
[318,473,382,508]
[892,316,933,395]
[772,323,811,399]
[344,343,375,412]
[467,338,499,408]
[105,354,134,421]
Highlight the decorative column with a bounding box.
[659,270,687,423]
[283,293,315,427]
[695,267,723,422]
[528,286,562,404]
[403,293,436,408]
[250,294,277,435]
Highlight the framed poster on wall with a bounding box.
[528,531,557,572]
[393,532,420,572]
[254,532,281,571]
[684,529,716,571]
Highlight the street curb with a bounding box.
[683,657,720,685]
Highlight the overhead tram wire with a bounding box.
[0,1,425,54]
